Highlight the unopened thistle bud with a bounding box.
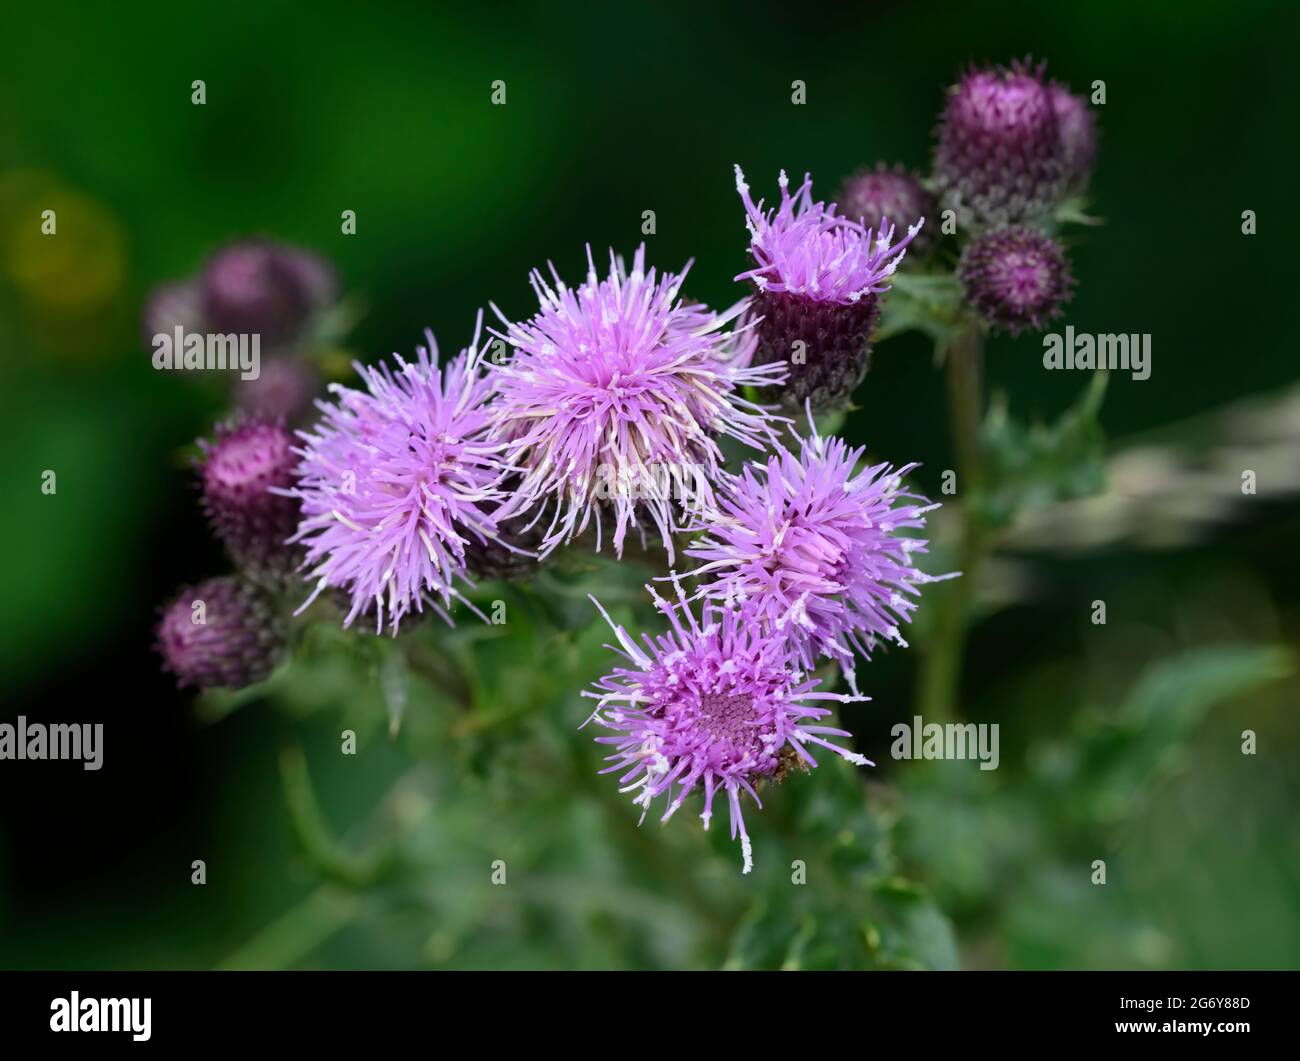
[233,359,321,424]
[198,420,301,581]
[156,576,284,690]
[1049,83,1097,195]
[933,59,1065,229]
[200,240,337,346]
[958,225,1074,335]
[838,164,935,258]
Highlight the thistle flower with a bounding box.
[198,419,301,581]
[156,576,284,690]
[290,316,512,633]
[1049,83,1097,194]
[488,244,785,562]
[838,163,936,258]
[685,418,949,692]
[959,225,1074,335]
[584,576,869,873]
[735,167,921,412]
[933,59,1065,228]
[200,240,337,345]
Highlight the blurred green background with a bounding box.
[2,0,1298,970]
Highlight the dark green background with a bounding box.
[2,0,1297,969]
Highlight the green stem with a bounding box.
[916,318,987,723]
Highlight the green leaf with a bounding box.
[1050,195,1104,228]
[1046,644,1294,828]
[876,271,965,344]
[974,371,1109,528]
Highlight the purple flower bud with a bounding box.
[933,59,1065,228]
[141,280,205,346]
[838,164,936,257]
[958,226,1074,335]
[198,420,302,580]
[1049,83,1097,194]
[735,167,921,412]
[200,240,337,346]
[232,358,321,424]
[156,576,284,690]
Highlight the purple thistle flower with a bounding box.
[198,419,302,582]
[838,163,936,258]
[488,244,785,562]
[959,225,1074,335]
[1049,82,1097,194]
[289,315,513,633]
[156,576,284,690]
[200,239,337,346]
[933,59,1065,228]
[584,575,869,873]
[735,167,922,412]
[685,419,951,692]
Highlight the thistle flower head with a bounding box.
[584,575,869,873]
[488,244,785,561]
[933,59,1065,228]
[199,419,301,581]
[1049,82,1097,194]
[156,576,284,690]
[685,419,950,691]
[838,163,936,258]
[734,167,922,411]
[735,166,921,305]
[290,316,511,633]
[959,225,1074,335]
[200,239,337,345]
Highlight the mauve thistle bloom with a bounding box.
[735,167,922,412]
[156,576,284,690]
[838,163,936,258]
[933,59,1065,228]
[290,315,513,633]
[488,244,785,561]
[959,225,1074,335]
[685,417,951,692]
[1049,83,1097,194]
[583,576,869,873]
[200,240,338,345]
[198,419,302,582]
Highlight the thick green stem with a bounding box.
[916,319,987,722]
